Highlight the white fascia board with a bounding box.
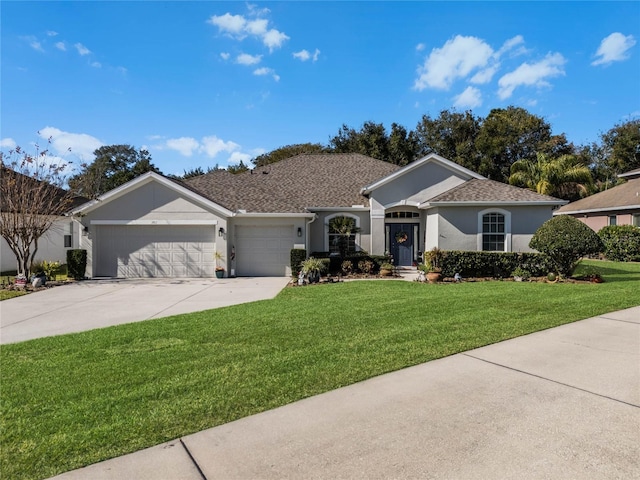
[382,200,421,209]
[90,220,218,226]
[360,153,485,195]
[421,200,567,208]
[554,204,640,215]
[70,172,235,218]
[307,206,370,212]
[235,212,316,218]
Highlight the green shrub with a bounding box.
[440,251,554,278]
[357,259,375,274]
[66,249,87,280]
[290,248,307,274]
[529,216,604,276]
[341,260,353,275]
[598,225,640,261]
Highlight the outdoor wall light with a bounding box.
[218,227,225,237]
[297,227,302,237]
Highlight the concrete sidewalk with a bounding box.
[0,277,291,344]
[50,305,640,480]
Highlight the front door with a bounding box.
[388,223,416,266]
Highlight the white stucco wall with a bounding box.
[427,205,555,252]
[1,216,76,272]
[308,210,370,254]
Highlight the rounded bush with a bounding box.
[598,225,640,261]
[529,215,603,276]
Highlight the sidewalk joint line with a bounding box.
[462,353,640,409]
[146,284,215,320]
[180,438,208,480]
[599,315,639,325]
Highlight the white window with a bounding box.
[477,209,512,252]
[325,213,360,254]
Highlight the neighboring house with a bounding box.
[0,168,83,273]
[70,153,566,278]
[554,168,640,231]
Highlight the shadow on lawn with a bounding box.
[580,262,640,282]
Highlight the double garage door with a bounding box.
[95,225,215,278]
[235,225,294,277]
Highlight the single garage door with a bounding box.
[95,225,215,278]
[235,225,293,276]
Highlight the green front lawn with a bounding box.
[2,260,639,480]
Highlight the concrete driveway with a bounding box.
[0,277,290,344]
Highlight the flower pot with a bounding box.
[379,268,392,276]
[215,269,224,279]
[426,272,442,283]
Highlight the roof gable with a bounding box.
[71,172,234,217]
[361,153,484,195]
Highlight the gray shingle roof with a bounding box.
[183,154,401,213]
[427,179,565,204]
[556,177,640,213]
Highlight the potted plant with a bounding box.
[511,266,530,282]
[301,257,325,284]
[379,262,394,276]
[214,251,225,278]
[425,247,443,283]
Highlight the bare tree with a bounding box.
[0,142,76,277]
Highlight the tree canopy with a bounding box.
[68,145,161,198]
[0,144,77,276]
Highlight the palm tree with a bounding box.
[328,216,361,258]
[509,153,594,201]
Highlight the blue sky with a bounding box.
[2,1,639,176]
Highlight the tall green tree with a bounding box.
[330,121,390,161]
[476,106,553,182]
[252,143,329,167]
[509,152,594,201]
[68,145,161,198]
[415,109,482,171]
[602,119,640,173]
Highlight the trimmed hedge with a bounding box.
[598,225,640,261]
[290,248,307,274]
[440,251,556,278]
[66,249,87,280]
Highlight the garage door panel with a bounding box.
[96,226,215,278]
[235,225,293,277]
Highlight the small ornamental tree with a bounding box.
[598,225,640,261]
[0,142,76,277]
[529,215,604,276]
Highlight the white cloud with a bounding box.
[158,135,241,159]
[207,11,289,51]
[74,43,91,56]
[46,30,58,37]
[220,52,230,60]
[166,137,200,156]
[55,41,66,51]
[22,36,44,52]
[414,35,494,90]
[90,61,102,68]
[200,135,240,157]
[293,48,320,62]
[470,65,498,84]
[497,52,566,100]
[237,53,262,65]
[416,43,425,52]
[208,13,247,36]
[253,67,279,81]
[453,86,482,108]
[1,138,17,149]
[38,127,103,159]
[496,35,526,58]
[262,29,289,52]
[592,32,636,66]
[228,151,251,164]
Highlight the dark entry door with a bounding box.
[388,223,416,266]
